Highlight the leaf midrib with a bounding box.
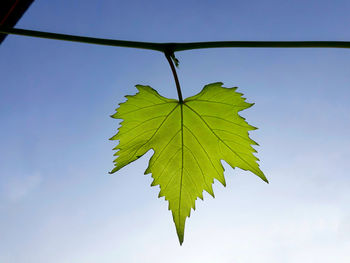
[178,103,184,234]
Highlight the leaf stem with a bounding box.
[165,52,183,103]
[1,27,350,51]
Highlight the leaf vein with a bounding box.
[119,102,175,116]
[184,125,222,180]
[185,104,260,174]
[125,104,179,164]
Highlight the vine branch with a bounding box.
[1,27,350,52]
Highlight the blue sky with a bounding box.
[1,0,350,262]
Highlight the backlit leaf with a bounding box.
[110,82,267,244]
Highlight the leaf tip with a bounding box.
[109,135,116,141]
[177,230,184,245]
[206,189,215,198]
[134,84,149,91]
[258,172,269,184]
[207,82,224,88]
[247,102,255,108]
[110,112,119,119]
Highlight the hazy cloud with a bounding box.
[3,173,42,202]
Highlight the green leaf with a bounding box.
[110,82,267,244]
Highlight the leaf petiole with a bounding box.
[165,52,183,103]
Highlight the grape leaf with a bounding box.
[110,82,267,244]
